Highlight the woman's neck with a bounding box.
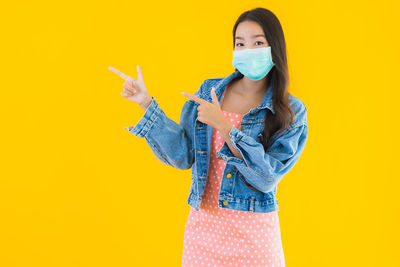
[235,76,269,97]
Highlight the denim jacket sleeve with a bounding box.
[123,81,206,170]
[216,109,308,193]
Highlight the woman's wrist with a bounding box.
[219,119,233,137]
[139,95,153,112]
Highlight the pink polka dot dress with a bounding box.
[181,90,286,267]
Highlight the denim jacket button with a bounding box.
[249,113,255,116]
[226,173,232,178]
[217,156,222,160]
[240,125,245,130]
[222,200,228,206]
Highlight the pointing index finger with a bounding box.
[108,66,131,80]
[181,91,207,105]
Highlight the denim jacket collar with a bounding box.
[202,70,275,115]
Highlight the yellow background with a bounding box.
[1,0,399,266]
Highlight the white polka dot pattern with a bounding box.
[181,109,285,266]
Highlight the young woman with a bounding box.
[111,7,308,267]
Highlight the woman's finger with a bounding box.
[122,89,133,94]
[123,85,135,92]
[210,87,220,106]
[181,91,207,105]
[109,66,131,81]
[136,65,144,83]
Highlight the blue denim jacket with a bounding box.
[124,70,308,213]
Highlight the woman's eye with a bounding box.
[256,41,264,45]
[236,43,243,47]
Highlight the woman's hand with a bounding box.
[109,65,152,110]
[181,87,233,132]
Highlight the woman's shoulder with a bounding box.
[193,77,224,99]
[202,77,225,89]
[196,71,240,98]
[288,93,308,127]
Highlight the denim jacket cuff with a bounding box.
[124,96,159,138]
[228,125,245,144]
[215,125,246,164]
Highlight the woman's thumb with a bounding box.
[211,87,220,106]
[137,64,144,82]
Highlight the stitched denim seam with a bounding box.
[267,122,307,148]
[228,130,268,187]
[142,104,161,139]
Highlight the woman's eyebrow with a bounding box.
[235,34,265,40]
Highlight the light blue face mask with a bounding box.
[232,46,275,81]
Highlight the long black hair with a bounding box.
[232,7,295,151]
